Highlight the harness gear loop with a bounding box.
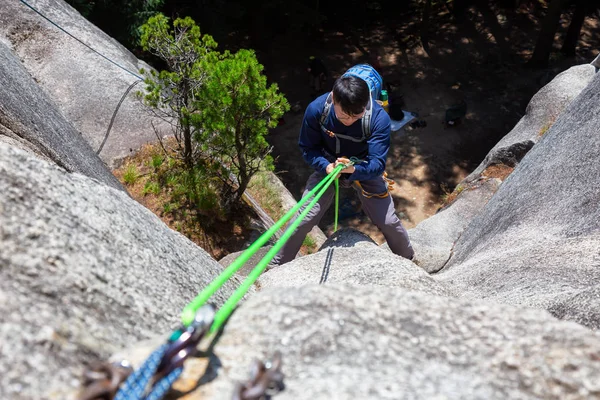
[353,171,395,199]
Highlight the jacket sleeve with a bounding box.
[299,103,330,174]
[346,109,391,181]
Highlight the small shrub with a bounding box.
[163,202,174,214]
[150,154,164,170]
[165,172,178,187]
[302,235,317,254]
[143,181,161,196]
[538,122,552,137]
[123,164,139,185]
[440,183,464,206]
[170,168,220,215]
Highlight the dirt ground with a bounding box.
[256,3,599,243]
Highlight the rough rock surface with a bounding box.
[259,237,454,297]
[463,64,596,183]
[405,178,501,273]
[0,41,123,191]
[192,285,600,400]
[0,143,244,400]
[218,245,274,277]
[437,72,600,329]
[318,227,376,249]
[0,0,166,168]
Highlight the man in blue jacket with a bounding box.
[272,74,414,265]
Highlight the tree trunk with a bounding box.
[182,80,193,168]
[420,0,433,52]
[451,0,473,22]
[560,0,587,57]
[476,0,511,61]
[528,0,568,68]
[183,123,192,168]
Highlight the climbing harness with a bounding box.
[353,171,395,199]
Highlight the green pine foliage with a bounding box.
[198,49,290,203]
[138,14,289,209]
[139,14,219,168]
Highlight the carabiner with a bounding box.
[155,304,215,378]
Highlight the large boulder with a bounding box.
[0,143,245,400]
[190,285,600,399]
[437,72,600,329]
[0,41,123,191]
[0,0,165,168]
[259,231,454,297]
[396,178,501,273]
[463,64,596,184]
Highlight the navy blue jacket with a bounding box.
[298,93,391,181]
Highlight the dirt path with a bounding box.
[257,4,599,243]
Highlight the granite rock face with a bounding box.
[0,143,245,400]
[437,72,600,329]
[193,285,600,400]
[0,0,168,168]
[0,41,123,191]
[393,178,501,273]
[259,234,454,297]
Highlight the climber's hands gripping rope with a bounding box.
[326,157,355,178]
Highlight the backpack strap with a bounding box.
[319,94,373,155]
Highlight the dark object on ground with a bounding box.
[389,102,405,121]
[445,100,467,126]
[410,120,428,129]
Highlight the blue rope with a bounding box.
[114,344,182,400]
[145,368,183,400]
[19,0,143,80]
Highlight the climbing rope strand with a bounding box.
[115,164,348,399]
[334,178,339,232]
[180,164,345,326]
[209,164,344,333]
[19,0,143,80]
[114,343,183,400]
[97,80,142,155]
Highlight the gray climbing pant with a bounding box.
[271,172,414,265]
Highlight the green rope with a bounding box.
[181,164,345,326]
[334,178,339,232]
[209,165,343,333]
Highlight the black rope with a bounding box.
[19,0,143,80]
[319,248,334,284]
[96,80,142,155]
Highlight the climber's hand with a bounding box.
[335,157,355,174]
